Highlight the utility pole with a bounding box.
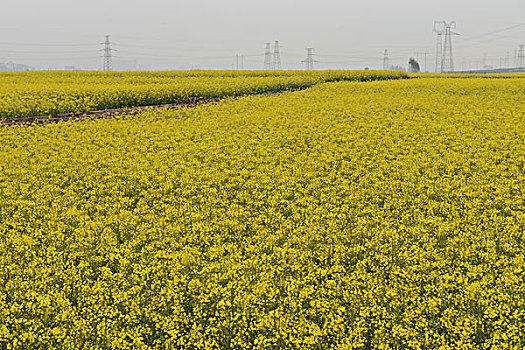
[302,48,316,70]
[433,21,445,72]
[383,49,390,70]
[235,54,244,70]
[415,52,430,72]
[264,43,272,70]
[272,41,282,70]
[505,51,510,68]
[518,45,525,68]
[101,35,114,71]
[441,21,457,72]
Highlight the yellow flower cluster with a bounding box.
[0,70,406,119]
[0,74,524,349]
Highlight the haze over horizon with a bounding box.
[1,0,524,71]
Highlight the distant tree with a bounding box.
[408,58,421,73]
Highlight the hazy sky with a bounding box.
[1,0,524,70]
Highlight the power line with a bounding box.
[316,54,386,59]
[0,49,97,54]
[461,22,525,42]
[0,42,99,47]
[3,56,100,61]
[115,51,240,59]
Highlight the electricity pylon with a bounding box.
[442,21,458,72]
[434,21,458,72]
[433,21,445,72]
[272,41,282,70]
[101,35,114,71]
[302,48,316,70]
[383,49,390,70]
[264,43,272,70]
[518,44,525,68]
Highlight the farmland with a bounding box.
[0,73,524,349]
[0,70,406,120]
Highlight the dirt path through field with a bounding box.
[0,87,310,127]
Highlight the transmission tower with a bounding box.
[383,49,390,70]
[272,41,282,70]
[518,45,525,68]
[264,43,272,70]
[102,35,114,71]
[302,48,316,70]
[442,21,458,72]
[434,21,458,72]
[433,21,445,72]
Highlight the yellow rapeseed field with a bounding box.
[0,70,406,119]
[0,74,524,349]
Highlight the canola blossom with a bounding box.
[0,75,524,349]
[0,70,406,119]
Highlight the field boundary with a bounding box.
[0,87,311,127]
